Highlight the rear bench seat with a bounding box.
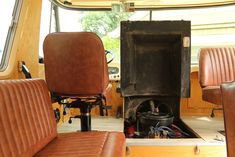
[0,79,125,157]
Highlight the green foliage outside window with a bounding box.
[81,11,131,62]
[81,11,131,37]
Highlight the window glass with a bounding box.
[0,1,17,66]
[50,5,235,65]
[152,5,235,64]
[58,9,136,63]
[39,0,57,58]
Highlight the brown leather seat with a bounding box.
[35,132,125,157]
[0,79,125,157]
[221,81,235,157]
[43,32,112,131]
[199,47,235,116]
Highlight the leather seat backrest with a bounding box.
[221,82,235,157]
[43,32,109,96]
[0,79,57,157]
[199,47,235,87]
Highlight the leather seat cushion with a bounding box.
[221,82,235,157]
[35,131,125,157]
[202,86,222,105]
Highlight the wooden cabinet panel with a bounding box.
[127,145,226,157]
[181,71,223,117]
[188,72,208,109]
[107,81,123,116]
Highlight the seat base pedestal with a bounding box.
[80,105,92,131]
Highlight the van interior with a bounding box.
[0,0,235,156]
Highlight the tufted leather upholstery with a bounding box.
[199,47,235,105]
[0,79,57,157]
[35,132,125,157]
[0,79,125,157]
[221,81,235,157]
[43,32,111,97]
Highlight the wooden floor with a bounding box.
[57,116,123,133]
[182,116,225,143]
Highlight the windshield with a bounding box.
[40,4,235,64]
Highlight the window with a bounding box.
[57,9,134,63]
[39,0,56,58]
[40,4,235,65]
[0,0,22,71]
[152,5,235,64]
